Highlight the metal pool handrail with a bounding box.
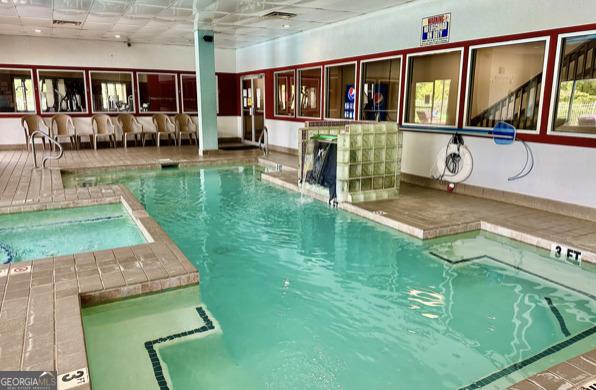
[30,130,64,168]
[258,126,269,156]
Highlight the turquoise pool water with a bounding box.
[73,166,596,389]
[0,203,147,263]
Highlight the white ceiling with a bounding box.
[0,0,415,48]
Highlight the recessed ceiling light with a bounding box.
[1,0,9,4]
[34,29,41,33]
[282,24,290,29]
[114,34,121,38]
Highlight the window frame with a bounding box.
[0,67,37,116]
[296,66,323,120]
[136,71,179,114]
[547,29,596,139]
[463,36,550,134]
[88,70,136,114]
[37,68,89,115]
[323,61,358,121]
[180,73,198,114]
[358,54,403,122]
[273,69,296,118]
[402,47,464,129]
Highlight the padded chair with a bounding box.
[91,114,116,150]
[152,114,177,147]
[117,114,145,148]
[174,114,197,146]
[21,115,49,151]
[50,114,78,150]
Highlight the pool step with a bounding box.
[159,159,179,168]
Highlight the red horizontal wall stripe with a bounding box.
[234,21,596,148]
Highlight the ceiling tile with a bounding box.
[0,15,18,24]
[90,0,131,15]
[158,7,193,20]
[20,16,52,26]
[53,0,93,12]
[0,6,18,18]
[15,4,51,18]
[0,0,422,48]
[83,21,115,30]
[126,4,168,17]
[53,10,87,23]
[52,26,82,37]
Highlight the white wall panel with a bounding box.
[234,0,596,207]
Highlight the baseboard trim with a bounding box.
[0,144,26,151]
[268,144,298,156]
[400,173,596,223]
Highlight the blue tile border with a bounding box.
[458,325,596,389]
[429,252,596,300]
[545,297,571,337]
[428,251,596,388]
[144,306,215,390]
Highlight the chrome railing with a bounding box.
[258,126,269,156]
[30,130,63,168]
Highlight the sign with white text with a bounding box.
[421,13,451,46]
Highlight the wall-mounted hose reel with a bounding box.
[492,122,534,181]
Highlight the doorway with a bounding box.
[241,74,265,144]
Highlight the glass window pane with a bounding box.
[360,58,401,122]
[181,74,197,113]
[137,73,178,112]
[38,70,86,113]
[467,41,546,130]
[0,69,35,113]
[90,72,134,113]
[325,63,356,119]
[553,33,596,134]
[406,51,461,125]
[275,71,295,117]
[298,68,321,118]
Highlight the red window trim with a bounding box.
[236,21,596,148]
[0,64,202,118]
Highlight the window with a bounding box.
[89,72,134,113]
[298,68,321,118]
[0,69,35,113]
[137,73,178,113]
[552,33,596,134]
[181,74,197,113]
[325,63,356,119]
[467,40,547,131]
[38,70,87,113]
[275,70,295,117]
[360,57,401,121]
[405,50,461,126]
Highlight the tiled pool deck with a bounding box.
[0,145,594,389]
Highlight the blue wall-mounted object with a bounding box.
[493,122,516,145]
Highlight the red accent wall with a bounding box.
[216,72,240,116]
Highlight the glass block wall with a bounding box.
[299,122,402,203]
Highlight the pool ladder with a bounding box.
[258,126,269,156]
[30,130,64,168]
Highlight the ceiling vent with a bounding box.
[53,20,82,27]
[262,11,297,19]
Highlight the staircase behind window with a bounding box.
[470,38,595,130]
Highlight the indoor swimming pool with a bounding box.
[68,166,596,390]
[0,203,147,263]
